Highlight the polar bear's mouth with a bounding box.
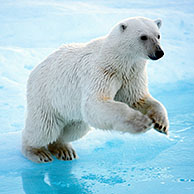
[148,55,159,60]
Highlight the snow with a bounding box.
[0,0,194,193]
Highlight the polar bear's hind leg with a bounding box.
[48,121,90,161]
[48,142,77,160]
[22,146,53,163]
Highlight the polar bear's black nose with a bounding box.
[148,48,164,60]
[155,49,164,59]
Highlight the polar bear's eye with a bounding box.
[140,35,148,41]
[158,35,160,39]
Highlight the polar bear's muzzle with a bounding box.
[148,47,164,60]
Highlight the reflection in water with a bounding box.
[21,161,89,194]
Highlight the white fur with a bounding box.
[22,17,169,163]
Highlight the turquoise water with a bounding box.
[0,0,194,193]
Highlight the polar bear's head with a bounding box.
[107,17,164,61]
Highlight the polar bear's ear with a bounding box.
[154,19,162,29]
[120,23,127,32]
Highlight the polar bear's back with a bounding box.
[27,42,98,121]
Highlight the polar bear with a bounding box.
[22,17,169,163]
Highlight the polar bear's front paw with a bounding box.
[147,109,169,135]
[48,143,78,161]
[125,111,153,134]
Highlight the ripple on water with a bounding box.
[177,178,194,182]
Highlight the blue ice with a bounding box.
[0,0,194,193]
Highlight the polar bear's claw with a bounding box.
[48,143,78,161]
[153,122,168,135]
[147,106,169,135]
[22,146,53,163]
